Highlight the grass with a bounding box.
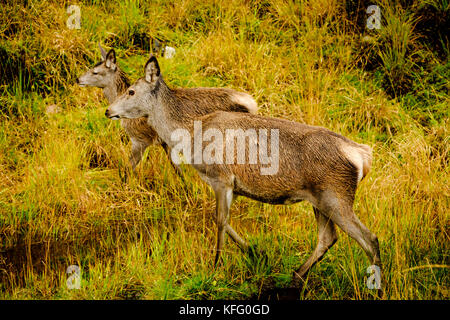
[0,0,448,299]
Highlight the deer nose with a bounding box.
[105,109,120,120]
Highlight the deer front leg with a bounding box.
[160,142,183,177]
[210,182,248,265]
[293,207,337,286]
[225,224,248,252]
[129,138,148,171]
[213,185,234,266]
[223,193,248,251]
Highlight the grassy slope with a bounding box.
[0,0,448,299]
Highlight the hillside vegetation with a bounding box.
[0,0,448,299]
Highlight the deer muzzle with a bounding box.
[105,109,120,120]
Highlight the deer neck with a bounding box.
[103,69,130,104]
[147,80,194,149]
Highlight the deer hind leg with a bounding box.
[319,193,381,269]
[293,207,338,284]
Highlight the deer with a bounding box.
[105,56,382,289]
[77,44,257,174]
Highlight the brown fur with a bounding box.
[79,49,257,170]
[196,112,361,204]
[106,57,381,289]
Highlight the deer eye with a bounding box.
[92,71,98,75]
[128,89,135,96]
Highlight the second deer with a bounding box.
[77,44,257,174]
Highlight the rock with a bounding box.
[163,46,176,59]
[46,104,61,114]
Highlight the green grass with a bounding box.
[0,0,448,300]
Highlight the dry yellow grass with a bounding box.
[0,0,448,299]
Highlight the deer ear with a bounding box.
[105,49,117,70]
[99,42,107,60]
[144,55,160,84]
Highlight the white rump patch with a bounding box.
[231,92,258,114]
[341,144,365,183]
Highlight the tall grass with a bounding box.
[0,0,448,299]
